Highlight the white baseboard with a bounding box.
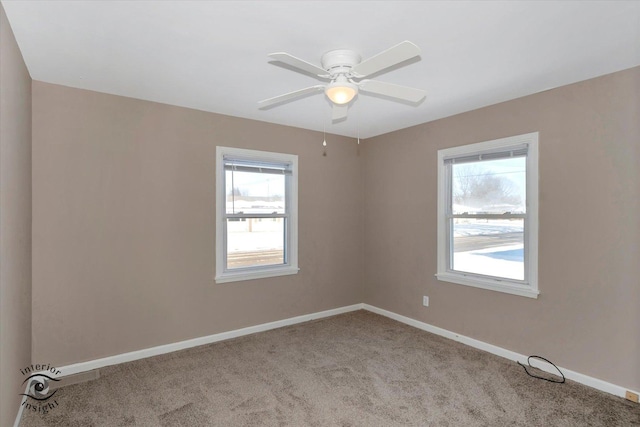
[56,304,363,377]
[362,304,639,400]
[13,385,29,427]
[27,300,636,422]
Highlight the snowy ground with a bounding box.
[226,219,524,280]
[453,220,524,280]
[453,244,523,280]
[227,220,283,252]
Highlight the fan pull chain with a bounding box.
[322,121,327,147]
[357,107,360,144]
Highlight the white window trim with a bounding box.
[436,132,539,299]
[215,146,299,284]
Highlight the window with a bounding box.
[436,133,539,298]
[215,147,298,283]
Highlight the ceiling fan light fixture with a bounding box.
[325,80,358,105]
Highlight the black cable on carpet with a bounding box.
[518,355,565,383]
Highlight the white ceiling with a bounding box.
[3,1,640,139]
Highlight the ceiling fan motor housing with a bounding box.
[321,49,361,76]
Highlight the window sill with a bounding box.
[215,266,299,284]
[435,272,539,299]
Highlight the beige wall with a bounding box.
[31,66,639,393]
[0,5,32,427]
[32,81,363,366]
[362,67,640,391]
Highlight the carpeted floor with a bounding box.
[20,310,640,426]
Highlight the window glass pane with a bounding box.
[226,218,285,269]
[452,157,526,214]
[452,218,524,280]
[226,170,285,214]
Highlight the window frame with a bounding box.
[436,132,539,298]
[215,146,299,284]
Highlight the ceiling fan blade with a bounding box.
[359,80,426,103]
[268,53,330,78]
[258,85,325,109]
[351,41,421,78]
[332,104,348,121]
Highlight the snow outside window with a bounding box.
[215,147,298,283]
[436,133,539,298]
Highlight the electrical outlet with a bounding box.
[626,391,639,403]
[422,296,429,307]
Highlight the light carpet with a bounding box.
[20,310,640,426]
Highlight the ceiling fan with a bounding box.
[258,41,426,121]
